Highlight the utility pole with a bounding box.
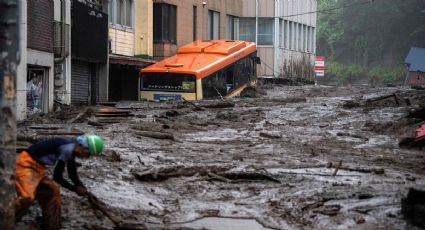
[0,0,19,229]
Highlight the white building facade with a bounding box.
[240,0,317,78]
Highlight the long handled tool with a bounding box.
[85,192,147,230]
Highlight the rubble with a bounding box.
[17,85,425,229]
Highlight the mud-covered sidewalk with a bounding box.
[18,85,425,229]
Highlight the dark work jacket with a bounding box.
[28,137,84,192]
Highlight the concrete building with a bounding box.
[241,0,317,78]
[70,0,109,105]
[152,0,243,60]
[17,0,68,120]
[108,0,155,101]
[17,0,111,120]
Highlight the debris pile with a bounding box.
[16,85,425,230]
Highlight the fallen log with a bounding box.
[324,162,384,175]
[259,132,281,139]
[275,163,385,175]
[134,131,175,140]
[132,165,233,181]
[131,165,280,183]
[217,171,281,183]
[335,166,384,175]
[29,126,60,130]
[366,93,399,105]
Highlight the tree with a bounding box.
[0,0,18,228]
[317,0,425,66]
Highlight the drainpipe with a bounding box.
[255,0,258,44]
[274,0,280,77]
[54,0,66,63]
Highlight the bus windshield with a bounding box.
[141,73,196,93]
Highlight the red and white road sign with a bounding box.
[315,56,325,77]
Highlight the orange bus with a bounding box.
[140,40,260,101]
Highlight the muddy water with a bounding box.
[18,85,425,229]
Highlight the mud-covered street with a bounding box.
[17,84,425,230]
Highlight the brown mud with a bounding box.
[17,85,425,230]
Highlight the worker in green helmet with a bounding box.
[15,134,104,229]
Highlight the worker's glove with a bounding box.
[75,186,88,196]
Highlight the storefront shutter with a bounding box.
[71,60,90,105]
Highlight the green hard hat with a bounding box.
[86,135,104,156]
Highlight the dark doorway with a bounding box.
[109,64,139,101]
[27,67,48,115]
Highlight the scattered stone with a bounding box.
[354,215,366,224]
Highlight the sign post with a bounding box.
[315,56,325,77]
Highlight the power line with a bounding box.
[282,0,375,18]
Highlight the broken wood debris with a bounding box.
[274,162,385,176]
[134,130,175,140]
[332,160,342,176]
[314,204,341,216]
[131,165,233,181]
[70,108,93,123]
[259,132,281,139]
[182,97,205,111]
[87,120,104,127]
[131,165,280,183]
[343,93,400,109]
[326,162,385,175]
[95,108,134,118]
[366,93,399,105]
[29,126,60,130]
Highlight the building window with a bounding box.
[109,0,133,28]
[193,6,197,41]
[284,20,289,49]
[125,0,132,27]
[288,21,293,50]
[208,10,220,40]
[240,18,255,42]
[304,25,308,52]
[153,3,177,43]
[279,19,283,47]
[257,18,274,46]
[108,0,113,23]
[227,15,239,40]
[298,23,302,51]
